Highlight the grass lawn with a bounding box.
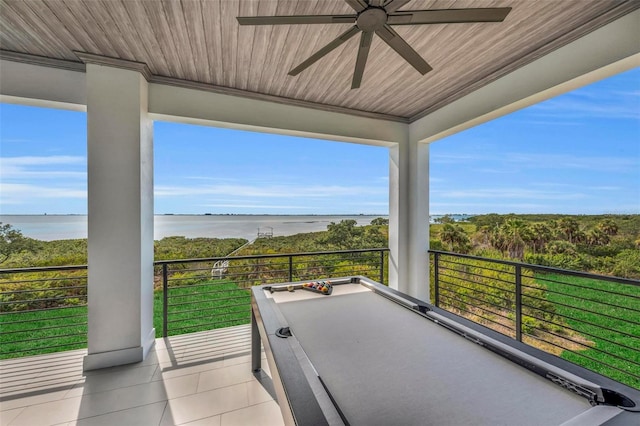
[536,273,640,389]
[154,280,251,337]
[1,279,252,360]
[0,306,88,359]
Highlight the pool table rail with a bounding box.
[251,276,640,426]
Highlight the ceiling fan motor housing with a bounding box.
[357,7,388,32]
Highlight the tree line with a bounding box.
[432,214,640,278]
[1,214,637,278]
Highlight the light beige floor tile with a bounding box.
[79,373,198,419]
[142,348,178,366]
[64,385,87,399]
[0,389,71,411]
[1,368,48,383]
[246,380,273,406]
[196,364,254,393]
[162,383,248,426]
[1,380,80,402]
[178,415,221,426]
[1,327,266,426]
[80,365,158,394]
[0,407,24,426]
[153,360,224,382]
[8,395,83,425]
[13,373,196,425]
[161,373,200,400]
[72,401,167,426]
[0,350,85,369]
[220,400,284,426]
[221,354,251,367]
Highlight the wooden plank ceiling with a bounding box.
[0,0,638,121]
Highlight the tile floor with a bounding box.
[0,325,284,426]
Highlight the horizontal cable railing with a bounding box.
[0,248,388,359]
[429,250,640,390]
[0,265,88,359]
[156,248,389,337]
[12,245,635,391]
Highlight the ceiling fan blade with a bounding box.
[384,0,411,13]
[352,31,374,89]
[369,0,385,6]
[375,25,431,74]
[387,8,511,25]
[237,15,356,26]
[289,26,361,76]
[344,0,368,13]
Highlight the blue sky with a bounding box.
[1,67,638,216]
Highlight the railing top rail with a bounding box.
[0,248,389,274]
[154,247,389,266]
[0,264,88,274]
[428,249,640,287]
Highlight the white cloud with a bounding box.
[503,153,637,172]
[434,188,587,200]
[0,183,86,204]
[0,156,86,180]
[434,152,638,174]
[528,94,640,120]
[1,156,85,166]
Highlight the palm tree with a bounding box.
[473,225,493,249]
[439,224,471,253]
[597,219,619,236]
[499,219,527,260]
[556,218,580,243]
[586,228,610,246]
[526,222,552,253]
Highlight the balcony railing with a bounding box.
[3,249,636,390]
[429,250,640,389]
[0,248,388,359]
[0,265,88,359]
[156,248,389,337]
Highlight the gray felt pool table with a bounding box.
[250,276,640,426]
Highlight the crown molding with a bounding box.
[0,50,85,72]
[150,75,408,124]
[74,51,152,81]
[1,50,407,124]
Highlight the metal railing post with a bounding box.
[433,252,440,307]
[162,263,168,338]
[379,250,384,284]
[515,265,522,342]
[288,255,293,282]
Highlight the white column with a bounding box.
[83,63,154,370]
[388,136,430,301]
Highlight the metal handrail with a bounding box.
[429,249,640,389]
[429,249,640,286]
[154,247,390,266]
[159,248,389,337]
[0,248,389,359]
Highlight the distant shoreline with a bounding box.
[0,213,390,217]
[2,213,635,242]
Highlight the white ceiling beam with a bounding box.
[409,9,640,145]
[148,83,407,146]
[0,58,86,111]
[0,56,407,146]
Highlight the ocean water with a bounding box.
[0,215,386,241]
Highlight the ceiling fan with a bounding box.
[237,0,511,89]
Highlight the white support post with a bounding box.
[388,136,430,301]
[83,63,155,371]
